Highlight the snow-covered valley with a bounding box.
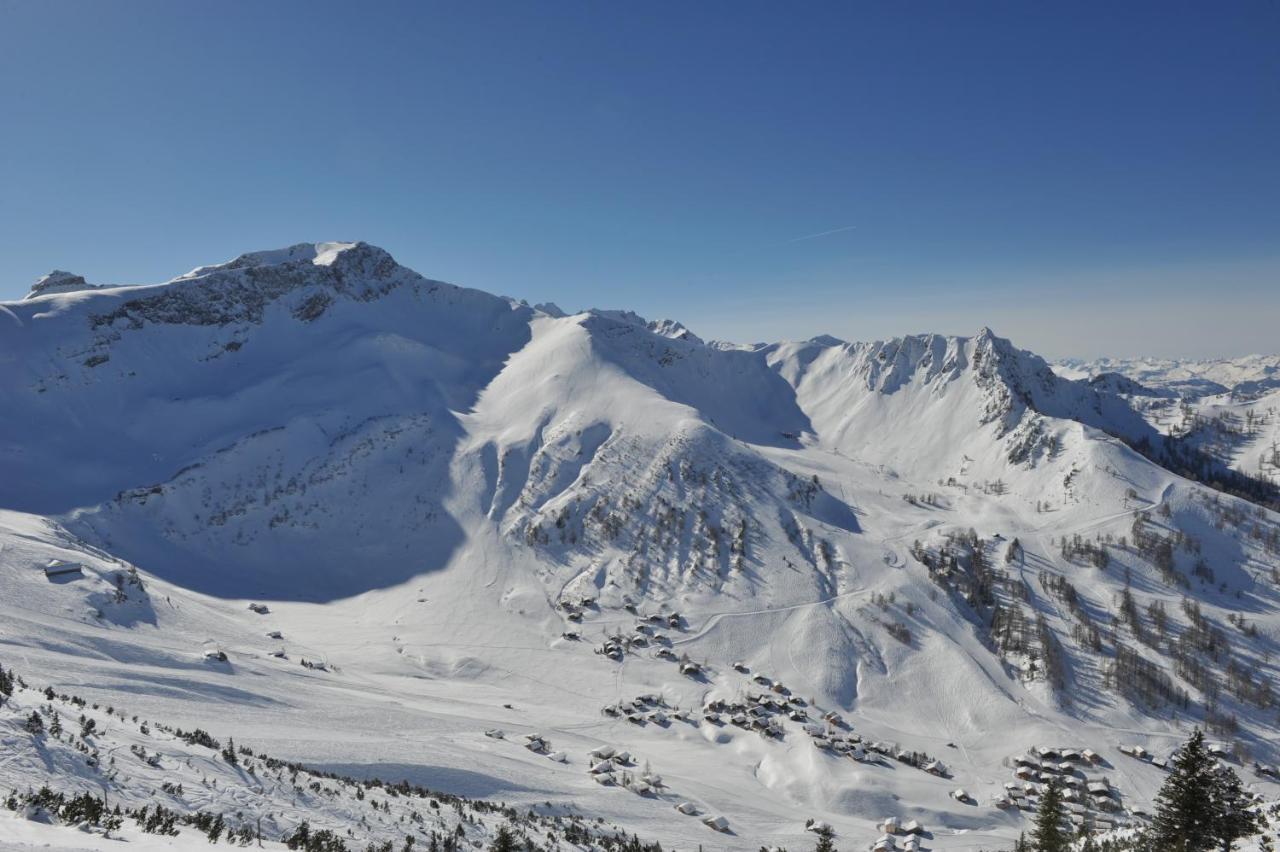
[2,243,1278,851]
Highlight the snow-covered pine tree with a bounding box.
[1209,761,1260,851]
[489,824,516,852]
[1030,776,1068,852]
[1147,728,1220,852]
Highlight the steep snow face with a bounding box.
[766,329,1155,483]
[0,242,535,519]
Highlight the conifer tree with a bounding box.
[1031,777,1068,852]
[1209,762,1260,851]
[489,824,516,852]
[814,824,837,852]
[1148,728,1220,852]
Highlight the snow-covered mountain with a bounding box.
[1056,355,1280,400]
[2,243,1279,851]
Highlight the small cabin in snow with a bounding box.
[702,815,729,833]
[43,560,84,580]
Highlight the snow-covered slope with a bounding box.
[2,243,1279,851]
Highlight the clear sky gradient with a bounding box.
[1,2,1276,358]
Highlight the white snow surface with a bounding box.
[2,243,1279,850]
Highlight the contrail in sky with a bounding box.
[788,224,858,243]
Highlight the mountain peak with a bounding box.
[25,269,101,300]
[177,241,383,280]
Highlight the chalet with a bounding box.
[592,772,614,785]
[561,631,581,641]
[43,560,84,580]
[675,802,698,816]
[732,661,749,673]
[248,603,269,614]
[679,661,702,677]
[1081,749,1101,764]
[667,613,681,628]
[753,674,773,686]
[657,648,677,661]
[903,838,920,852]
[878,816,900,834]
[872,836,897,851]
[626,779,652,796]
[548,751,567,763]
[1035,746,1061,760]
[589,760,614,774]
[702,815,729,833]
[267,630,283,639]
[923,760,947,777]
[951,788,972,803]
[588,746,615,759]
[1014,766,1036,781]
[203,649,227,662]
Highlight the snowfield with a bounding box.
[1,242,1278,851]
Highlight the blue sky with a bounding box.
[1,2,1276,358]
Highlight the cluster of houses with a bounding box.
[585,745,663,796]
[483,728,570,765]
[999,746,1125,830]
[802,718,949,779]
[593,610,688,664]
[871,815,927,851]
[602,693,682,727]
